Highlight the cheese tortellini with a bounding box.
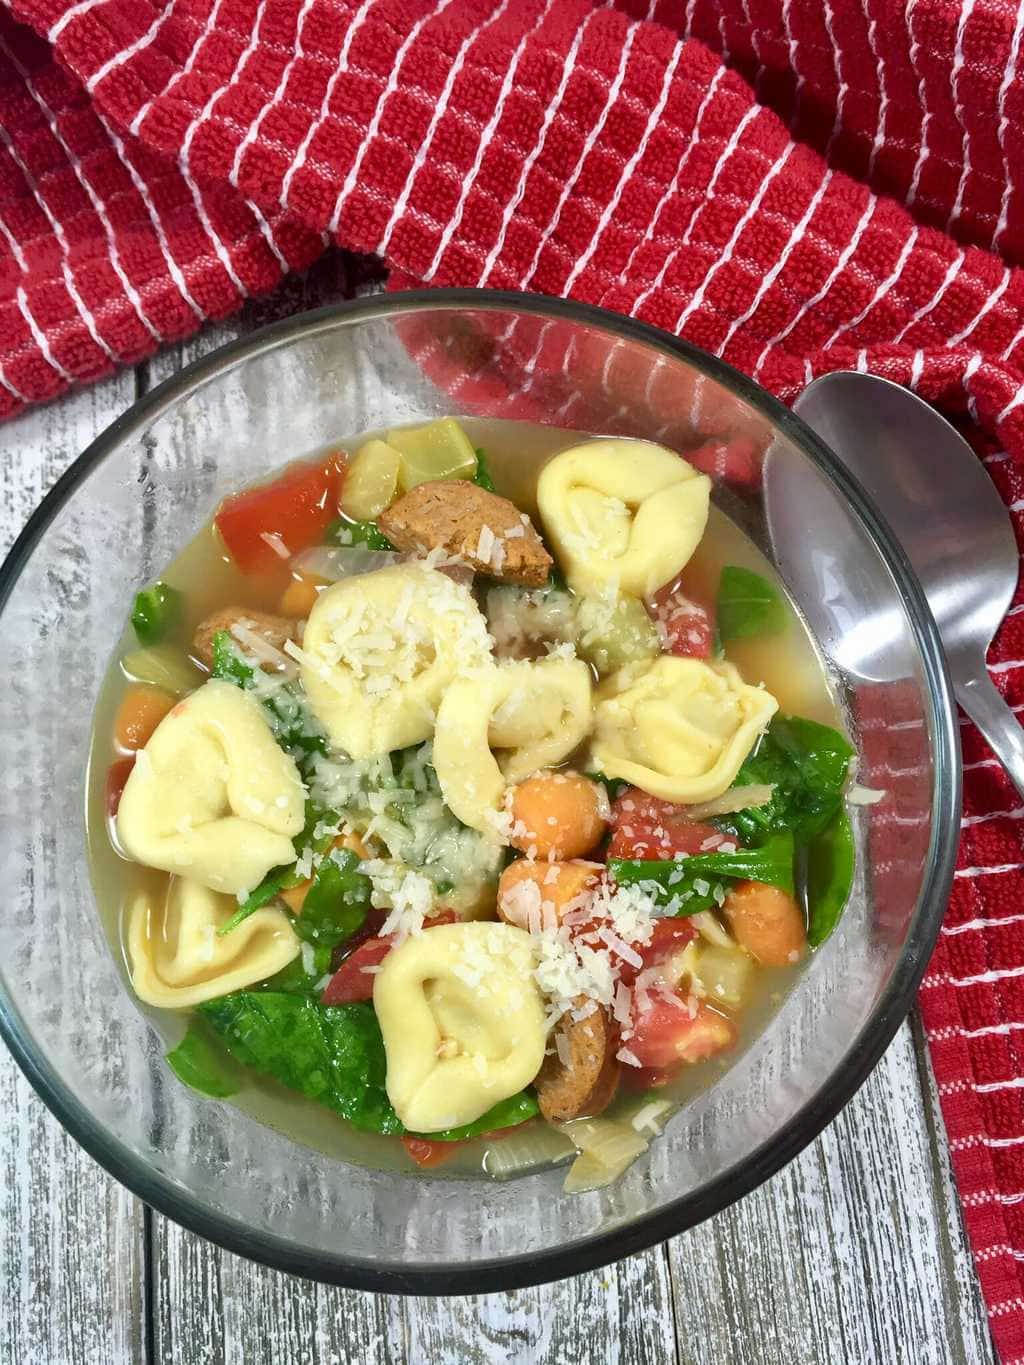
[432,657,593,833]
[374,922,545,1131]
[592,657,779,803]
[299,563,493,760]
[116,680,304,895]
[536,439,711,598]
[127,875,300,1008]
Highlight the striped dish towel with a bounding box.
[3,0,1024,1352]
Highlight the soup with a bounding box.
[86,418,853,1189]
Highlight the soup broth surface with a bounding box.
[87,418,843,1179]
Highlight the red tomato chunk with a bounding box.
[609,788,725,861]
[321,937,391,1003]
[627,999,737,1072]
[105,756,136,817]
[321,910,459,1004]
[402,1136,456,1168]
[215,452,345,574]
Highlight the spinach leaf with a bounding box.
[131,581,182,646]
[199,994,404,1134]
[325,516,394,552]
[166,1018,240,1098]
[293,848,370,950]
[610,830,796,909]
[218,800,340,936]
[716,565,786,642]
[722,714,853,847]
[261,944,332,995]
[419,1090,539,1142]
[211,631,327,758]
[472,447,496,493]
[806,808,855,947]
[586,770,629,802]
[546,564,569,594]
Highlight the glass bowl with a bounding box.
[0,290,960,1292]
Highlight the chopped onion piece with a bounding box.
[695,943,754,1010]
[630,1099,673,1135]
[691,910,735,949]
[293,545,402,581]
[560,1117,649,1193]
[482,1125,576,1179]
[847,784,887,806]
[679,784,775,821]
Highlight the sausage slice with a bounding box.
[192,607,298,671]
[536,999,621,1123]
[378,480,553,586]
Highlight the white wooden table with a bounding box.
[0,255,1000,1365]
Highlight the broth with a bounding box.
[87,419,843,1180]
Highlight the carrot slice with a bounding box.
[114,685,176,751]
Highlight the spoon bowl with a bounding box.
[792,371,1023,796]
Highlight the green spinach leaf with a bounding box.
[210,631,327,758]
[294,848,371,950]
[610,829,795,909]
[722,714,853,847]
[419,1090,539,1142]
[166,1018,241,1098]
[131,581,182,646]
[261,944,332,995]
[806,808,855,947]
[199,994,404,1134]
[326,516,394,551]
[716,565,786,642]
[586,770,629,803]
[472,447,496,493]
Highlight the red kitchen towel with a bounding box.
[4,0,1024,1352]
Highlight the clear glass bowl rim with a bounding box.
[0,288,961,1294]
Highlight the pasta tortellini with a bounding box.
[433,657,593,834]
[592,657,778,803]
[127,876,300,1008]
[537,439,711,598]
[374,922,545,1131]
[299,563,493,760]
[116,680,304,896]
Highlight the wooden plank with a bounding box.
[0,372,148,1365]
[399,1256,678,1365]
[665,1020,997,1365]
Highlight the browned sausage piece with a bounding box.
[192,607,299,672]
[536,999,621,1123]
[378,480,553,587]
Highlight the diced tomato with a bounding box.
[623,918,697,983]
[648,581,713,659]
[322,936,391,1003]
[627,999,737,1071]
[402,1136,459,1168]
[609,788,725,861]
[322,909,460,1003]
[215,452,346,574]
[427,909,459,927]
[685,436,762,489]
[105,756,136,816]
[402,1118,533,1168]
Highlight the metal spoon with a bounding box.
[791,371,1024,797]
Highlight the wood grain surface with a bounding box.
[0,255,1000,1365]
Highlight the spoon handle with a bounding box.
[955,670,1024,801]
